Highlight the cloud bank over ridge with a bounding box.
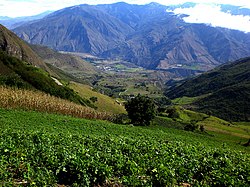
[171,4,250,33]
[1,0,250,33]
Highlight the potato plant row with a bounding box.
[0,109,249,186]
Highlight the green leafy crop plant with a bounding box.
[0,108,249,186]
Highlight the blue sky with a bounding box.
[1,0,250,32]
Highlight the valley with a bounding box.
[0,1,250,186]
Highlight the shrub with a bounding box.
[112,113,129,124]
[90,96,98,103]
[166,107,179,119]
[0,74,31,89]
[154,96,172,108]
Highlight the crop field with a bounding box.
[0,108,249,186]
[0,86,112,120]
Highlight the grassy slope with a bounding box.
[195,83,250,121]
[172,96,206,105]
[70,82,126,114]
[156,106,250,145]
[0,51,96,108]
[31,44,97,76]
[0,108,249,186]
[166,57,250,99]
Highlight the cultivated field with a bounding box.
[0,86,112,120]
[0,108,249,186]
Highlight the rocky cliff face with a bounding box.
[15,5,133,55]
[13,3,250,70]
[0,24,50,71]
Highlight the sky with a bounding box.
[1,0,250,32]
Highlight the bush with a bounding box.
[112,113,129,124]
[184,124,198,131]
[166,107,179,119]
[0,74,31,89]
[125,94,156,126]
[90,96,98,103]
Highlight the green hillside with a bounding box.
[70,82,126,114]
[0,51,94,108]
[31,44,97,80]
[0,25,128,113]
[166,57,250,121]
[155,106,250,145]
[0,108,249,186]
[0,24,97,107]
[195,83,250,121]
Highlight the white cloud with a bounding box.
[1,0,250,18]
[172,4,250,33]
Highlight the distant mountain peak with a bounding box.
[148,2,164,7]
[0,11,54,29]
[112,2,130,5]
[12,3,250,71]
[0,16,11,20]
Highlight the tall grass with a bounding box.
[0,86,113,120]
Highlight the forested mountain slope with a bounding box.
[166,57,250,121]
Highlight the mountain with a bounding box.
[0,11,53,29]
[13,2,250,71]
[0,24,51,72]
[0,16,11,20]
[14,5,133,55]
[165,57,250,121]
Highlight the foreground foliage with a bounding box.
[0,109,249,186]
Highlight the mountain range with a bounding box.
[12,2,250,71]
[0,11,53,29]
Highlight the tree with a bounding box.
[125,94,156,126]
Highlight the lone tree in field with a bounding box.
[125,94,156,126]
